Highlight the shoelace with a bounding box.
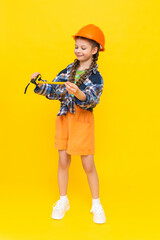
[52,200,67,209]
[92,204,104,215]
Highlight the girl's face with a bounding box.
[74,38,97,62]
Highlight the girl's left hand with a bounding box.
[65,81,80,96]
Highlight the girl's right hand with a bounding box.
[31,72,41,80]
[31,72,42,87]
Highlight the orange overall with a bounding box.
[55,104,95,155]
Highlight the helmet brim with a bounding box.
[72,35,105,51]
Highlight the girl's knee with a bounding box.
[83,163,95,173]
[58,150,71,170]
[81,155,95,173]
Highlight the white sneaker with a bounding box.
[90,203,106,224]
[51,199,70,220]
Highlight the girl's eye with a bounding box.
[75,47,86,50]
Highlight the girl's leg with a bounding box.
[81,155,99,198]
[58,150,71,196]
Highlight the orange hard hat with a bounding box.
[72,24,105,51]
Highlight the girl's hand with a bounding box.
[31,72,42,87]
[31,72,41,80]
[65,81,80,96]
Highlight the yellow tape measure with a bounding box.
[38,81,65,85]
[24,74,65,94]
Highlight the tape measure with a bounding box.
[24,74,65,94]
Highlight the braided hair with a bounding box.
[60,37,100,100]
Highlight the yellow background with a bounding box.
[0,0,160,239]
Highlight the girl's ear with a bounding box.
[92,47,98,55]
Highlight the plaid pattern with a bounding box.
[34,62,104,116]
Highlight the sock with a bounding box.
[60,195,68,201]
[92,198,101,206]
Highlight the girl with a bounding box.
[31,24,106,224]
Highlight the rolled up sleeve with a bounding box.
[75,83,103,110]
[34,74,64,100]
[34,83,54,96]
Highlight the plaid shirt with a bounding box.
[34,62,104,116]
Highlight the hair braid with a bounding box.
[67,59,79,84]
[60,59,80,99]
